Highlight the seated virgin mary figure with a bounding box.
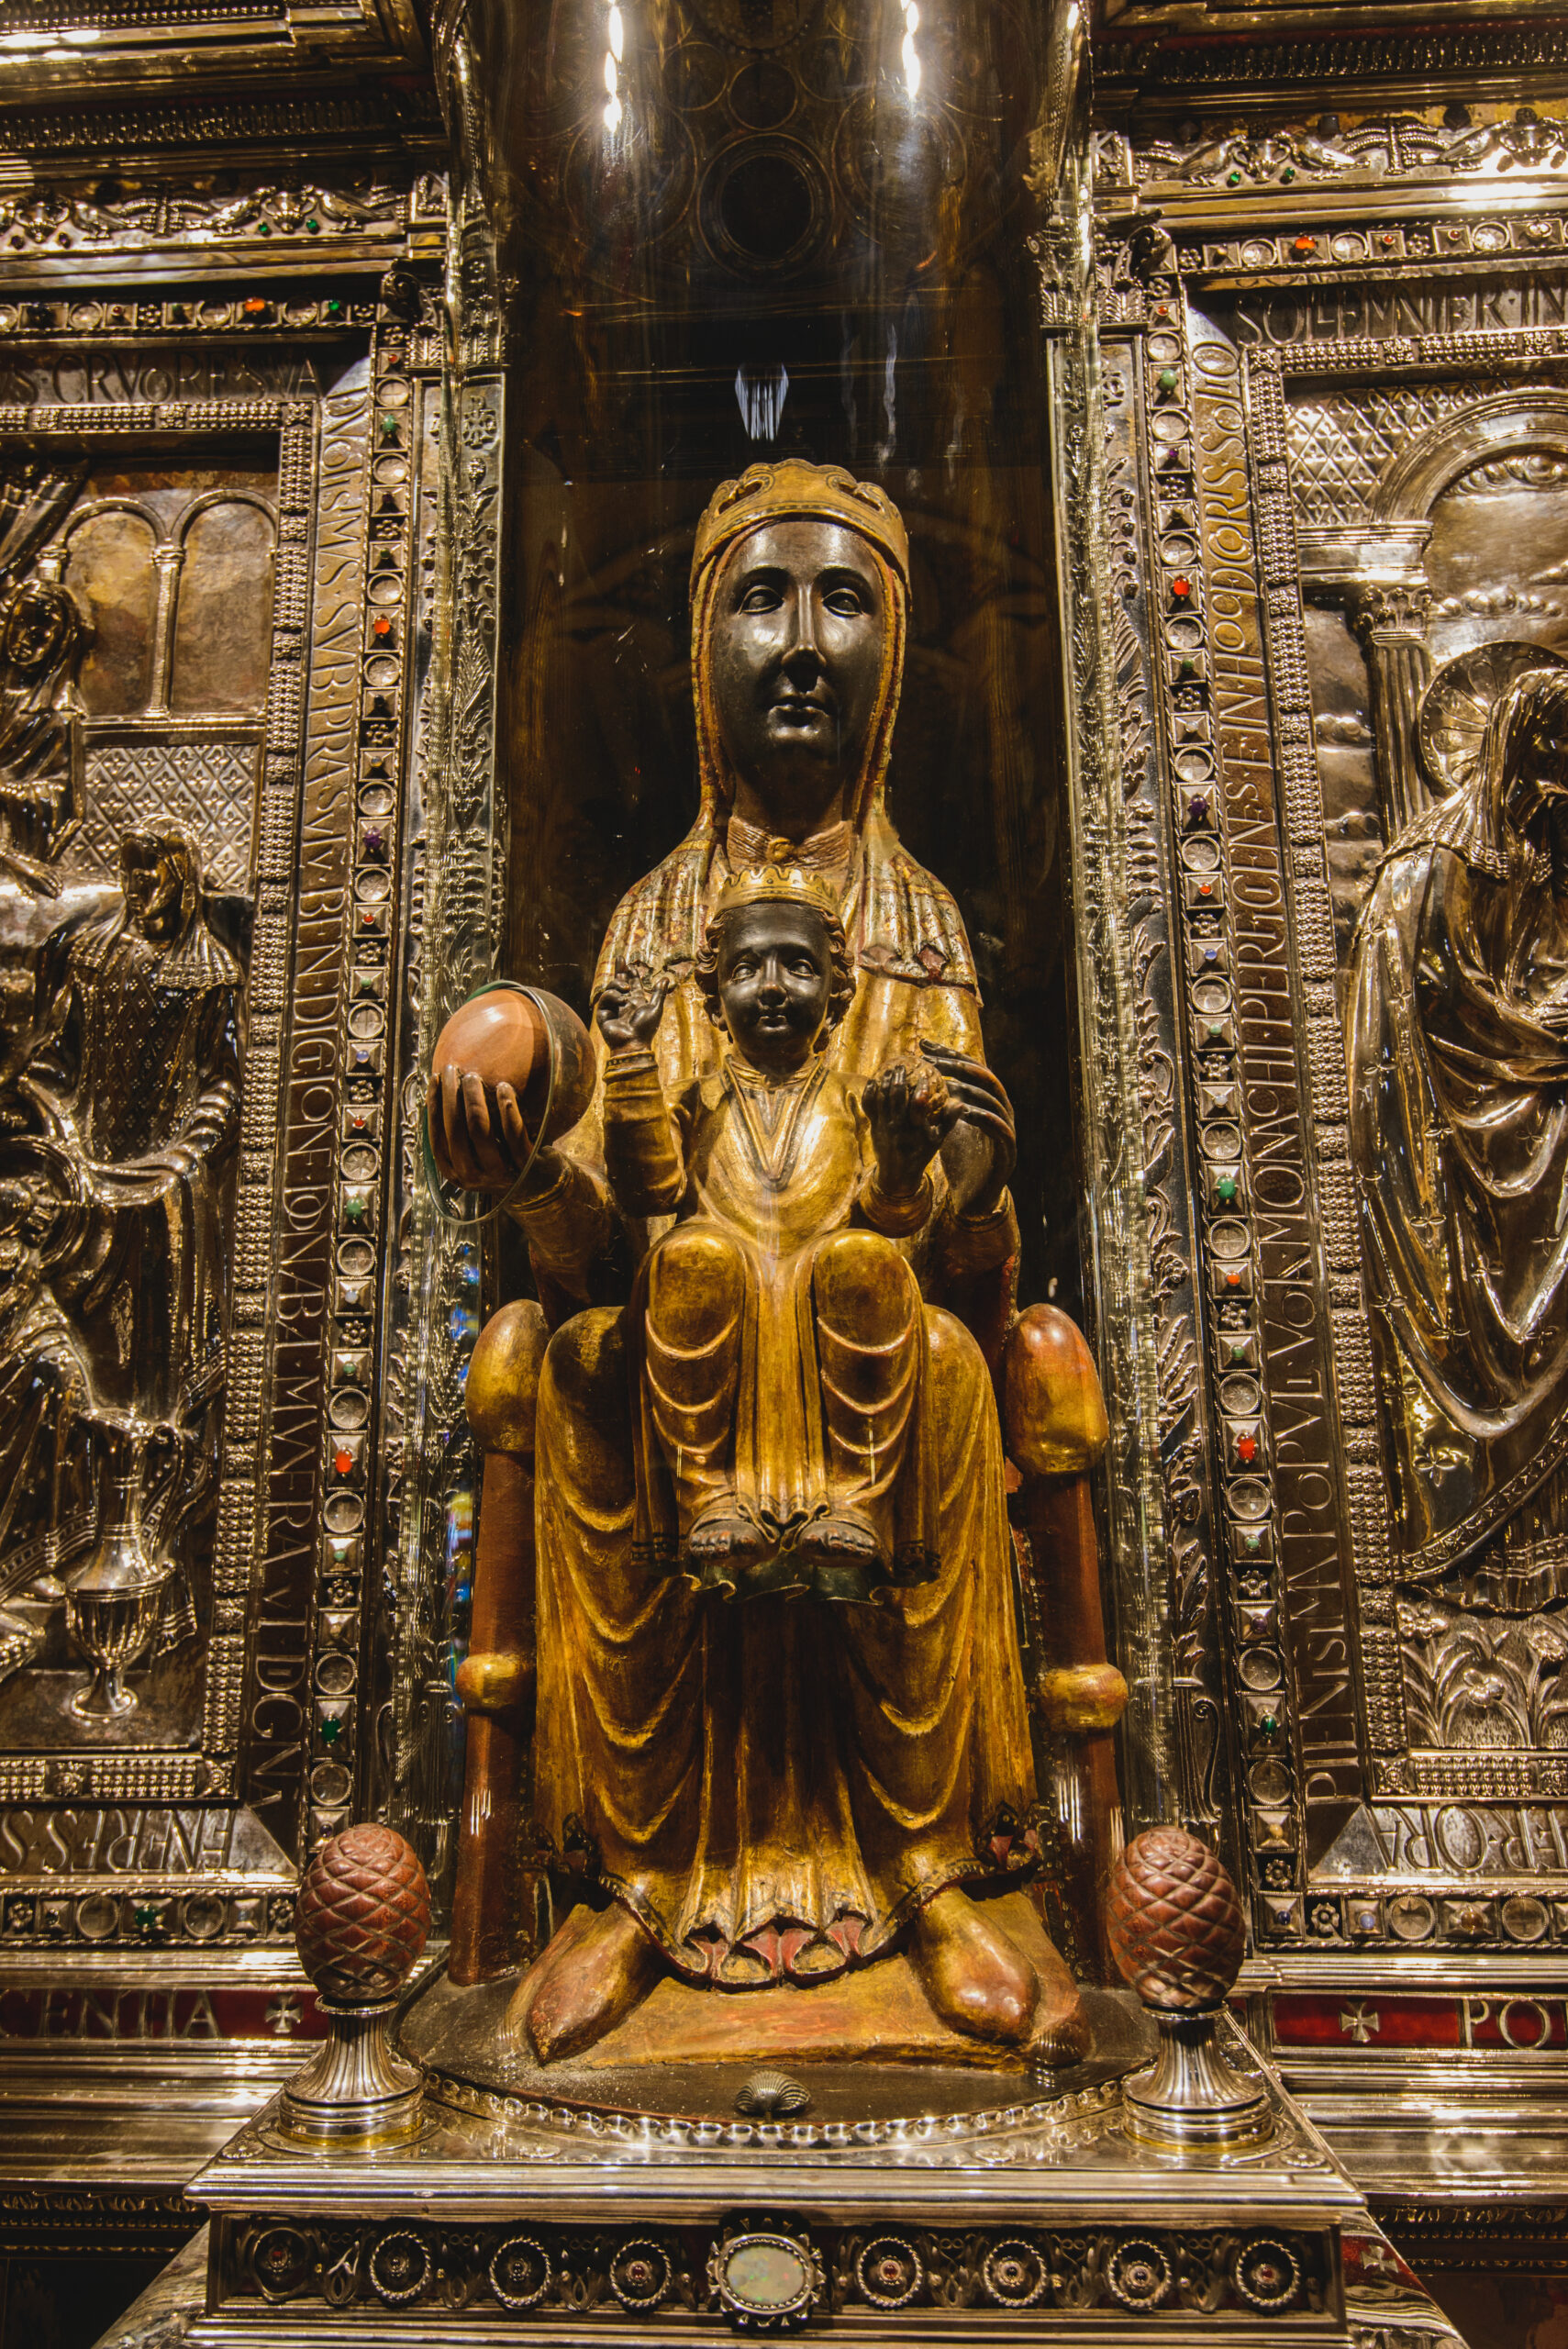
[428,460,1087,2069]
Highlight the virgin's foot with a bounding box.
[506,1901,663,2065]
[1026,1931,1092,2067]
[908,1887,1040,2048]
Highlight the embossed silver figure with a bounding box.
[0,826,242,1720]
[1348,664,1568,1601]
[0,456,89,896]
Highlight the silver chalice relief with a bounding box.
[64,1421,181,1720]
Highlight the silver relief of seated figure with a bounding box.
[0,825,243,1728]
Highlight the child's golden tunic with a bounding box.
[601,1047,938,1599]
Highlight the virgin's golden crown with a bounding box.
[692,461,909,592]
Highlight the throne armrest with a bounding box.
[1003,1304,1127,1976]
[450,1299,549,1986]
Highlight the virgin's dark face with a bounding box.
[710,518,885,832]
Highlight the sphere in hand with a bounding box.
[428,987,596,1164]
[430,990,551,1130]
[1105,1825,1244,2013]
[295,1822,431,2005]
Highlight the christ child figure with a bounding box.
[595,862,961,1603]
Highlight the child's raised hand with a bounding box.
[596,962,670,1051]
[863,1057,956,1197]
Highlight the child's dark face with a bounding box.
[717,901,833,1075]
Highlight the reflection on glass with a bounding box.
[462,0,1082,1312]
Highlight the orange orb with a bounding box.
[429,990,552,1130]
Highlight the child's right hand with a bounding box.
[596,961,671,1051]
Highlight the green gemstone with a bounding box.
[1282,167,1296,183]
[259,221,272,236]
[306,217,320,232]
[380,415,398,438]
[1229,1342,1247,1364]
[1179,658,1195,677]
[320,1718,342,1746]
[326,300,342,317]
[134,1904,158,1931]
[1158,368,1176,392]
[1227,170,1242,186]
[344,1196,366,1226]
[1259,1714,1278,1736]
[1217,1174,1239,1203]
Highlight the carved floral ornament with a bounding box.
[1128,107,1568,194]
[230,2214,1327,2323]
[0,180,407,258]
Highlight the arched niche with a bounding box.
[61,500,161,717]
[1301,389,1568,838]
[170,493,277,717]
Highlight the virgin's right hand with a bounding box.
[427,1065,532,1190]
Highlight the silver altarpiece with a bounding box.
[2,6,1568,2347]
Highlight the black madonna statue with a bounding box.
[428,461,1122,2077]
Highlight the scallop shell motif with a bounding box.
[733,2068,811,2119]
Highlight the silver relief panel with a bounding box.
[1136,203,1568,1952]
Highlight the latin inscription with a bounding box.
[0,348,339,406]
[248,382,369,1853]
[1190,329,1361,1831]
[1232,280,1568,349]
[0,1807,235,1875]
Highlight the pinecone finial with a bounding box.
[281,1823,429,2146]
[296,1822,431,2007]
[1105,1826,1270,2152]
[1106,1825,1245,2013]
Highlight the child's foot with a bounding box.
[685,1500,766,1595]
[795,1506,888,1602]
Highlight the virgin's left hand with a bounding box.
[920,1041,1016,1219]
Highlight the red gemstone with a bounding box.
[1172,576,1192,599]
[372,616,393,639]
[333,1447,354,1477]
[1238,1435,1258,1464]
[1293,235,1317,255]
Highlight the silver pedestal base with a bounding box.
[277,2001,425,2147]
[186,1991,1365,2343]
[1122,2009,1273,2151]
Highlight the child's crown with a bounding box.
[712,861,840,925]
